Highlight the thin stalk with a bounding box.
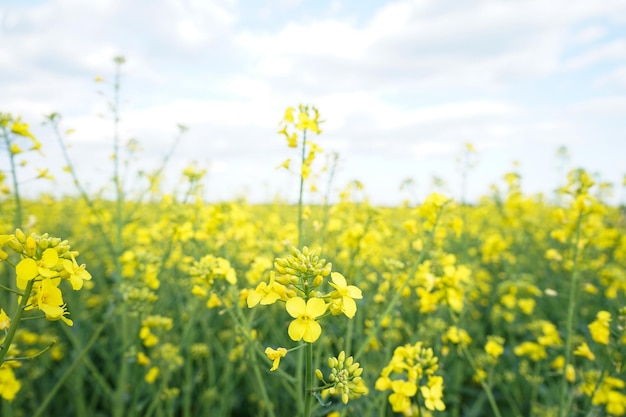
[297,130,307,248]
[558,209,584,417]
[110,56,129,417]
[304,342,314,417]
[2,127,22,314]
[2,129,23,229]
[0,279,34,364]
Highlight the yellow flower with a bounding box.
[444,326,472,347]
[247,272,288,308]
[10,119,36,140]
[62,255,92,290]
[145,366,159,384]
[283,107,295,123]
[137,352,151,366]
[514,341,547,361]
[265,347,287,371]
[389,380,417,413]
[15,248,60,289]
[36,168,54,180]
[485,336,505,358]
[0,364,21,401]
[574,342,596,361]
[276,158,291,170]
[328,272,362,318]
[589,311,611,345]
[421,375,445,411]
[286,297,327,343]
[28,278,73,326]
[0,308,10,331]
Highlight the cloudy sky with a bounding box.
[1,0,625,205]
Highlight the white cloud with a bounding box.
[570,25,608,45]
[563,39,626,71]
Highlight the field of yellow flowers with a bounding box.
[2,62,626,417]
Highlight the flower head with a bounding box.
[286,297,327,343]
[62,255,92,290]
[265,347,288,371]
[328,272,362,319]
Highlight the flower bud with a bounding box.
[25,236,37,256]
[15,228,26,243]
[7,238,23,253]
[313,275,323,287]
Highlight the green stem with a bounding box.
[558,209,584,417]
[297,130,307,248]
[303,342,314,417]
[2,127,23,229]
[110,57,129,417]
[0,279,34,365]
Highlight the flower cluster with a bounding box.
[375,341,445,414]
[277,105,323,180]
[189,254,237,308]
[249,246,362,347]
[2,229,92,325]
[0,229,91,402]
[315,351,368,404]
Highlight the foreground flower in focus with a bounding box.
[286,297,327,343]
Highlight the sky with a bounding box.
[1,0,625,206]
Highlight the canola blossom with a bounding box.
[286,297,327,343]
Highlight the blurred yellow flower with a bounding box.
[589,311,611,345]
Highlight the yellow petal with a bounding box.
[247,291,262,308]
[16,258,38,286]
[286,297,306,318]
[41,248,59,268]
[288,318,307,341]
[331,272,347,288]
[303,320,322,343]
[347,285,363,299]
[305,297,327,318]
[342,297,357,318]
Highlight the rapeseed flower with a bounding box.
[0,364,21,401]
[247,272,290,308]
[0,309,10,331]
[328,272,362,318]
[27,278,73,326]
[573,342,596,361]
[286,297,327,343]
[265,347,287,371]
[61,254,92,290]
[589,311,611,345]
[421,375,445,411]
